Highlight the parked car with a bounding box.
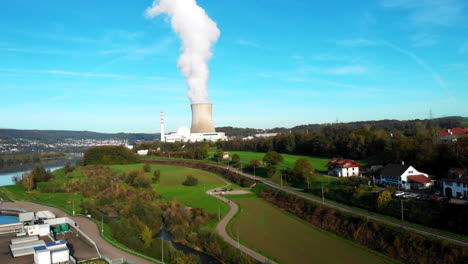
[416,195,425,200]
[438,197,450,202]
[395,191,405,197]
[427,196,438,201]
[402,192,412,198]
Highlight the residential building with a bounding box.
[439,127,468,143]
[441,168,468,198]
[326,158,360,177]
[377,163,432,190]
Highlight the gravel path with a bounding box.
[0,201,156,264]
[204,174,276,264]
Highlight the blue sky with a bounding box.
[1,0,467,133]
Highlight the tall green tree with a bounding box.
[232,154,241,168]
[291,158,314,186]
[263,151,283,177]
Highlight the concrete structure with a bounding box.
[326,158,360,177]
[160,111,165,142]
[255,133,278,138]
[33,240,69,264]
[19,212,34,222]
[377,163,432,190]
[36,211,55,220]
[191,103,216,133]
[441,168,468,198]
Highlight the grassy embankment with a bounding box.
[1,164,233,227]
[228,194,392,264]
[109,164,231,218]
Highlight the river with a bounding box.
[158,227,220,264]
[0,156,79,186]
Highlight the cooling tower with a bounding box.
[191,104,216,133]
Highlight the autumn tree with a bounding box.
[232,154,241,168]
[290,158,314,186]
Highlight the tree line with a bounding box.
[216,122,467,177]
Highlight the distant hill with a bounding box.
[0,129,159,144]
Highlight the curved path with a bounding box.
[206,187,276,264]
[145,160,468,247]
[0,201,157,264]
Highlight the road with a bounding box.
[145,160,468,247]
[0,201,156,264]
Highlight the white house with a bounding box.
[326,158,360,177]
[378,163,432,190]
[441,168,468,198]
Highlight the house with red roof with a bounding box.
[439,127,468,142]
[377,163,432,190]
[326,158,360,177]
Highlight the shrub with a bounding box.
[182,175,198,186]
[83,146,139,165]
[152,169,161,183]
[143,163,151,173]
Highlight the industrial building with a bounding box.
[160,104,226,143]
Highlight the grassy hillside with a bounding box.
[230,196,388,264]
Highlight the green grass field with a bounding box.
[208,150,331,172]
[109,164,231,217]
[230,196,389,264]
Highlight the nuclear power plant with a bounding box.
[161,104,226,143]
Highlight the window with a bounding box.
[408,170,413,174]
[457,183,461,187]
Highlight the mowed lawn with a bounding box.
[208,150,331,172]
[230,196,387,264]
[109,164,230,216]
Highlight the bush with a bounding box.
[152,170,161,183]
[143,163,151,173]
[83,146,139,165]
[182,175,198,186]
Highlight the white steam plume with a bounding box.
[145,0,220,104]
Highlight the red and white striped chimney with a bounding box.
[160,111,165,142]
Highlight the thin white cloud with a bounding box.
[336,38,377,47]
[327,66,367,75]
[0,68,166,80]
[381,0,467,26]
[0,47,68,55]
[381,41,448,91]
[410,33,438,47]
[236,39,260,48]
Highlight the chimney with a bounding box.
[160,111,165,142]
[191,104,216,133]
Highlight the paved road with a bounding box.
[0,201,156,264]
[145,160,468,247]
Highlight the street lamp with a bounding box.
[400,198,410,225]
[101,215,104,233]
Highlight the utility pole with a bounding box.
[253,166,256,177]
[401,199,404,225]
[101,215,103,233]
[162,238,164,263]
[237,227,240,249]
[280,174,283,189]
[72,200,75,216]
[321,183,325,204]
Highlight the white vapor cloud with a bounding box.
[145,0,220,104]
[381,0,466,26]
